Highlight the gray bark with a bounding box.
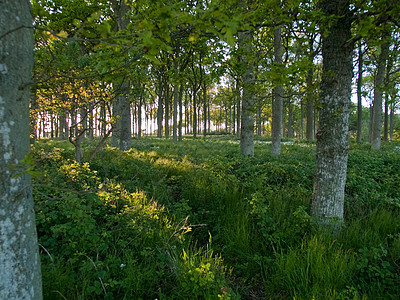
[138,93,142,138]
[88,104,94,140]
[165,83,170,138]
[173,55,179,142]
[111,97,120,146]
[157,77,163,137]
[288,101,293,138]
[271,26,283,155]
[356,41,363,143]
[113,1,131,150]
[306,68,314,141]
[203,83,207,137]
[389,103,394,141]
[178,85,183,141]
[193,90,197,137]
[383,58,391,142]
[312,0,353,227]
[236,79,241,138]
[238,30,255,156]
[59,111,67,139]
[371,37,389,150]
[0,1,42,298]
[119,90,131,150]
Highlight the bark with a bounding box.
[356,41,363,143]
[389,103,394,141]
[312,0,353,228]
[88,104,94,140]
[300,101,304,139]
[172,45,180,142]
[69,126,85,163]
[173,81,179,141]
[113,0,131,150]
[119,90,132,150]
[238,30,255,156]
[371,37,389,150]
[288,101,293,138]
[0,1,42,298]
[178,85,183,141]
[80,106,87,140]
[369,104,373,143]
[165,83,170,138]
[383,59,391,142]
[271,26,283,155]
[203,83,207,137]
[50,112,54,138]
[111,97,120,146]
[157,77,163,137]
[384,92,389,142]
[236,79,241,138]
[306,67,314,141]
[100,101,106,136]
[193,90,197,137]
[138,95,142,138]
[257,102,262,136]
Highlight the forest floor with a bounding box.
[31,136,400,299]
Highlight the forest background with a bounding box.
[1,0,400,299]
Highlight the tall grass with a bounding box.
[33,137,400,299]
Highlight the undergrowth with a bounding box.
[31,137,400,299]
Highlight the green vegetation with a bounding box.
[32,137,400,299]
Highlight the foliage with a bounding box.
[32,137,400,299]
[32,139,234,299]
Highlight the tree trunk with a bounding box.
[389,102,394,141]
[119,91,132,150]
[300,101,304,139]
[271,26,283,155]
[88,104,94,140]
[0,1,42,298]
[179,85,183,141]
[383,59,391,142]
[157,79,163,138]
[371,37,389,150]
[138,95,142,138]
[383,92,389,142]
[164,83,169,138]
[369,104,373,143]
[111,97,120,146]
[257,102,262,136]
[238,30,255,156]
[356,41,363,143]
[203,84,207,137]
[59,111,67,139]
[306,68,314,141]
[80,106,87,139]
[236,79,241,138]
[100,101,106,136]
[312,0,353,228]
[193,90,197,137]
[113,0,131,150]
[288,101,293,138]
[173,80,179,142]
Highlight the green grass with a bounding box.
[31,137,400,299]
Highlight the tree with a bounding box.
[311,0,354,227]
[371,32,390,150]
[271,24,284,155]
[356,40,364,143]
[112,0,132,150]
[0,0,42,298]
[238,29,256,156]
